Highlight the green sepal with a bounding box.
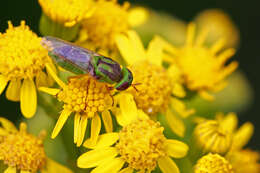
[39,13,80,41]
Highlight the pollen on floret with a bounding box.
[0,21,50,80]
[38,0,92,27]
[0,123,46,172]
[79,0,130,50]
[194,153,234,173]
[116,118,166,171]
[193,120,232,154]
[57,75,114,117]
[129,61,172,115]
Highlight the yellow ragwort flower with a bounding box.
[194,153,234,173]
[38,0,93,27]
[214,113,260,172]
[161,23,238,100]
[77,97,188,173]
[193,112,254,155]
[0,21,54,118]
[0,117,72,173]
[226,149,260,173]
[193,118,232,154]
[77,0,147,54]
[115,30,194,137]
[39,65,115,146]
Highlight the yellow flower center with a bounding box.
[80,0,130,50]
[193,120,232,154]
[116,118,166,171]
[38,0,91,27]
[194,153,234,173]
[0,21,50,81]
[58,75,114,117]
[178,46,219,88]
[129,61,172,115]
[226,150,260,173]
[0,123,46,172]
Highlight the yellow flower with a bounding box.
[115,30,194,137]
[39,65,115,146]
[193,118,232,154]
[38,0,92,27]
[38,0,93,41]
[226,149,260,173]
[0,117,73,173]
[215,112,254,152]
[0,21,54,118]
[77,0,147,54]
[161,23,238,100]
[193,112,254,155]
[215,113,259,172]
[194,153,234,173]
[77,99,189,173]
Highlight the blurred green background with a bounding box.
[0,0,259,150]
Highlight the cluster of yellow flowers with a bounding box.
[0,0,259,173]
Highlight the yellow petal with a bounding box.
[115,34,138,65]
[164,139,189,158]
[77,115,88,147]
[91,157,125,173]
[77,147,118,168]
[128,7,148,27]
[20,79,37,118]
[36,71,48,87]
[165,110,185,137]
[0,75,8,95]
[101,110,113,132]
[210,38,226,54]
[0,128,9,136]
[90,114,101,145]
[84,132,119,149]
[118,93,138,126]
[156,36,179,56]
[158,156,180,173]
[127,30,146,62]
[186,23,195,46]
[0,117,17,133]
[137,109,149,119]
[217,48,236,66]
[6,79,21,101]
[41,158,73,173]
[198,90,214,101]
[4,167,16,173]
[220,112,238,133]
[146,36,163,66]
[38,87,60,96]
[51,109,71,138]
[232,122,254,150]
[74,113,81,143]
[46,63,66,88]
[195,27,209,46]
[172,84,186,98]
[118,167,133,173]
[171,98,195,118]
[20,171,30,173]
